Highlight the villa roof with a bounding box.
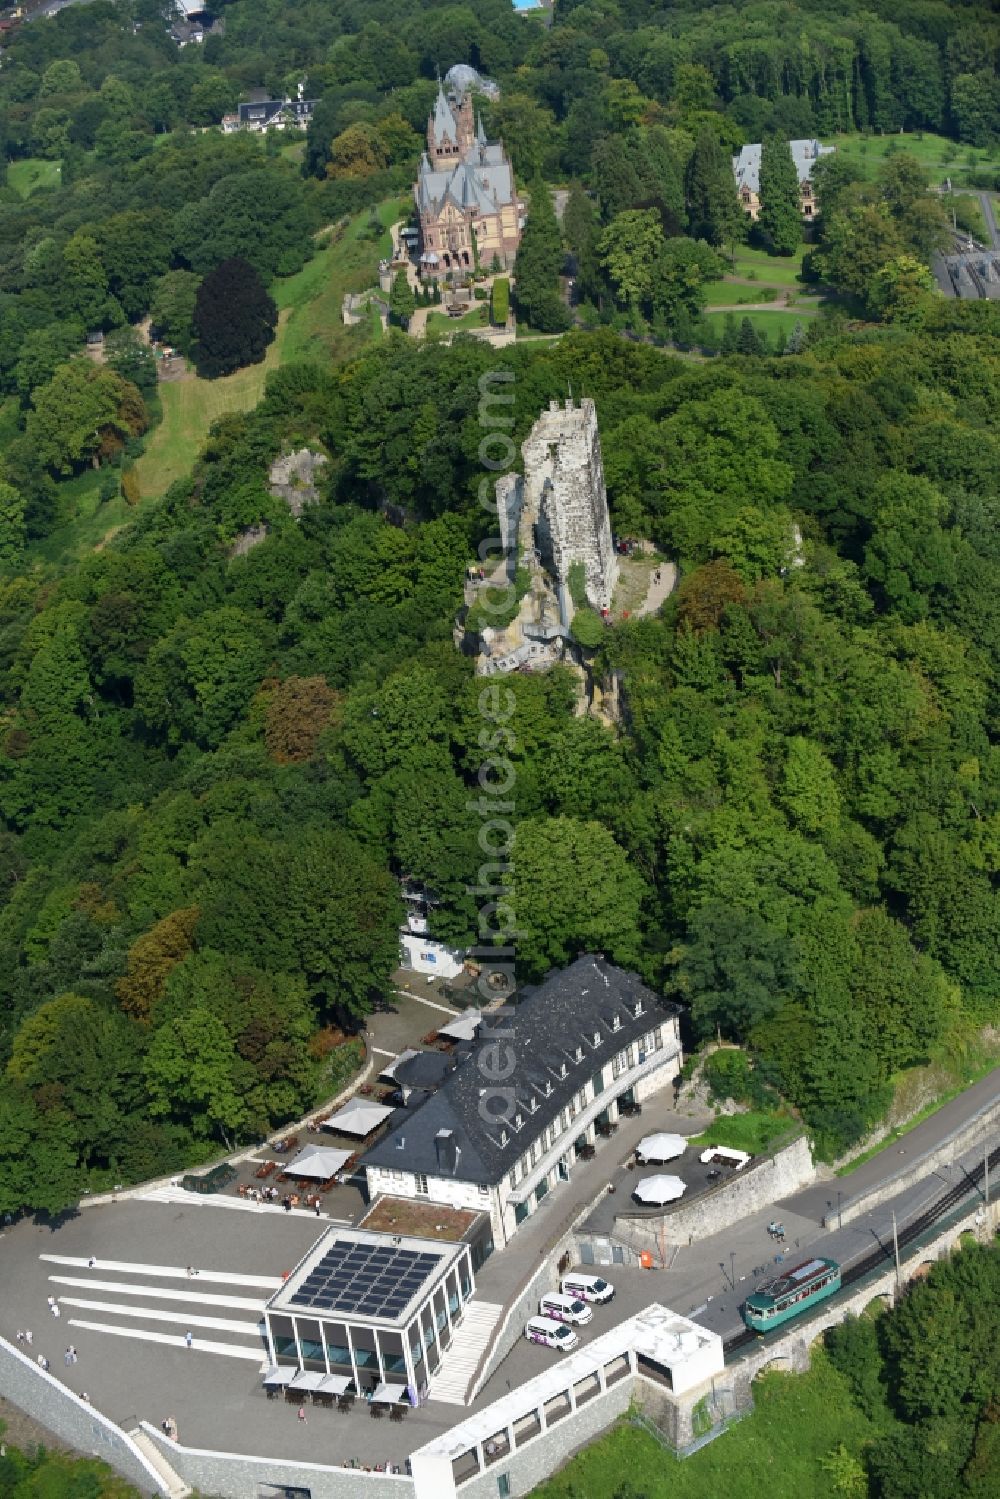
[732,138,834,195]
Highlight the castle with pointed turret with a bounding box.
[415,79,522,278]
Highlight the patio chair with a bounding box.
[389,1405,404,1422]
[370,1403,384,1419]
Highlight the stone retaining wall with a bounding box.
[138,1424,411,1499]
[609,1135,814,1253]
[0,1340,169,1495]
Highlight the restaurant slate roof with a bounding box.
[361,956,680,1188]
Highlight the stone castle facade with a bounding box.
[498,399,619,615]
[415,81,522,277]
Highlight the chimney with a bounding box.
[435,1129,458,1174]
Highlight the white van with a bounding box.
[524,1316,579,1352]
[539,1292,593,1326]
[560,1272,615,1305]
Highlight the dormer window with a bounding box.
[529,1097,538,1112]
[500,1128,508,1146]
[633,1000,644,1017]
[611,1014,621,1032]
[575,1045,583,1062]
[559,1061,567,1078]
[593,1030,601,1047]
[514,1112,523,1131]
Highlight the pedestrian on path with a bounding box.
[24,1329,32,1346]
[186,1266,198,1278]
[314,1200,321,1216]
[69,1346,78,1363]
[37,1355,49,1371]
[184,1331,193,1349]
[297,1405,307,1423]
[64,1349,73,1365]
[15,1330,24,1343]
[46,1296,55,1310]
[88,1257,97,1268]
[51,1303,60,1318]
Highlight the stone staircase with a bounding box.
[425,1301,503,1406]
[129,1428,192,1499]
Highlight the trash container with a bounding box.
[640,1251,653,1269]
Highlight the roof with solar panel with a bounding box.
[265,1226,464,1327]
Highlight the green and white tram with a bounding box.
[742,1256,841,1332]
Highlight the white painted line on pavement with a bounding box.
[370,1047,397,1058]
[66,1320,265,1360]
[40,1255,282,1289]
[59,1298,263,1336]
[48,1277,266,1311]
[394,991,460,1016]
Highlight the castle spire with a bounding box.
[475,110,487,145]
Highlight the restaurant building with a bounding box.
[362,956,683,1248]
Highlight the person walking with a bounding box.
[68,1346,78,1364]
[297,1405,307,1424]
[24,1329,32,1346]
[51,1303,60,1318]
[36,1354,49,1372]
[64,1348,73,1366]
[184,1331,193,1349]
[14,1330,24,1344]
[314,1200,321,1217]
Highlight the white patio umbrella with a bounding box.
[322,1098,395,1136]
[285,1145,351,1179]
[632,1174,686,1206]
[635,1132,686,1164]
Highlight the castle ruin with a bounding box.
[498,398,618,613]
[476,400,618,677]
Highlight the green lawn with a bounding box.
[532,1351,886,1499]
[131,332,287,501]
[690,1109,800,1156]
[704,309,814,343]
[702,281,782,307]
[725,244,807,285]
[8,158,61,196]
[830,130,1000,187]
[426,306,488,332]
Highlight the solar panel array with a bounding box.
[288,1238,443,1320]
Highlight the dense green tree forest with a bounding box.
[0,0,997,1214]
[1,316,999,1206]
[0,1433,141,1498]
[825,1241,1000,1499]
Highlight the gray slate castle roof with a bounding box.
[361,956,679,1188]
[418,144,515,217]
[419,81,514,219]
[732,138,834,195]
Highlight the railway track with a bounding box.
[724,1143,1000,1358]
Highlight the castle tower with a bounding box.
[497,400,618,613]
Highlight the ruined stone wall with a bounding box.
[519,400,618,609]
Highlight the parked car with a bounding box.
[524,1316,579,1352]
[561,1272,615,1305]
[539,1292,593,1326]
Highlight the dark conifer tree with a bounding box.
[758,137,802,255]
[192,257,278,378]
[686,129,744,248]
